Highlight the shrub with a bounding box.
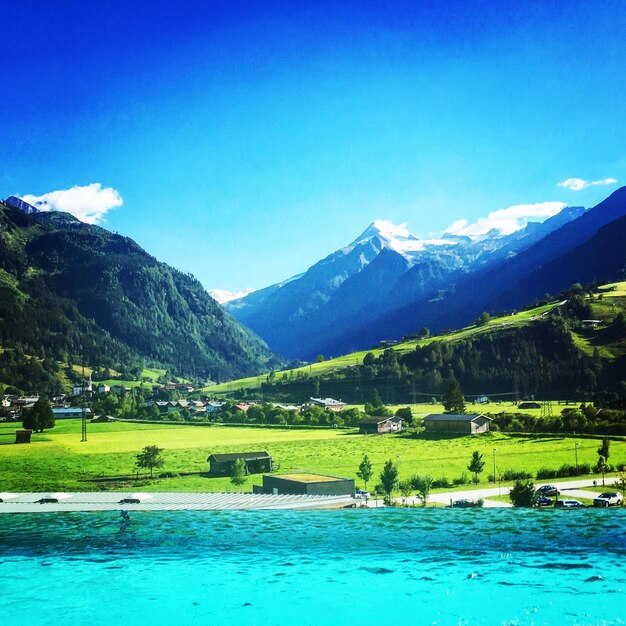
[453,472,469,486]
[537,463,591,479]
[432,476,450,489]
[536,467,557,479]
[509,479,537,507]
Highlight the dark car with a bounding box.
[536,485,560,497]
[554,499,586,509]
[451,499,474,508]
[536,495,553,506]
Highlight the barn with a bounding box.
[207,451,273,476]
[423,413,492,434]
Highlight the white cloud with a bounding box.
[557,177,618,191]
[209,288,254,304]
[21,183,123,224]
[445,201,567,237]
[372,219,413,240]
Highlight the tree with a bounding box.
[316,355,325,363]
[443,376,466,414]
[356,454,373,492]
[135,445,165,478]
[399,480,412,505]
[595,438,611,486]
[395,407,413,426]
[362,352,376,366]
[379,459,399,502]
[410,474,433,507]
[509,479,537,507]
[467,451,485,483]
[365,388,392,416]
[22,396,55,433]
[474,312,491,326]
[418,327,430,339]
[230,458,247,491]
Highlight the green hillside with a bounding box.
[208,282,626,403]
[0,201,278,392]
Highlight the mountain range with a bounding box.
[227,188,626,359]
[0,198,277,383]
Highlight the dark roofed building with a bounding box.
[518,402,541,410]
[423,413,492,434]
[207,451,273,476]
[358,416,403,434]
[306,397,347,411]
[253,473,355,497]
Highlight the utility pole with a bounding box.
[492,448,497,485]
[575,442,579,468]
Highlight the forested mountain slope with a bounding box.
[0,201,277,384]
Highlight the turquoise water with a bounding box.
[1,509,625,625]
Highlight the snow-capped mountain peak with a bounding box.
[352,219,456,256]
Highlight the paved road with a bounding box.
[365,477,619,508]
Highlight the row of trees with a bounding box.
[491,405,626,436]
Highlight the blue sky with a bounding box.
[1,1,625,295]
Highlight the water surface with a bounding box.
[1,509,625,625]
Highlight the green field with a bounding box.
[1,419,624,493]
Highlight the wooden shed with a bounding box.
[358,416,404,434]
[207,451,273,476]
[15,429,32,444]
[423,414,492,434]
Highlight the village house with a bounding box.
[306,397,347,411]
[423,413,492,434]
[581,319,602,329]
[205,401,225,414]
[358,416,404,434]
[207,451,273,476]
[272,403,300,412]
[72,378,92,396]
[379,339,400,348]
[52,407,93,419]
[97,384,111,394]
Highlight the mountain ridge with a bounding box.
[227,196,606,358]
[0,199,278,383]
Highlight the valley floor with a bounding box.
[2,419,624,494]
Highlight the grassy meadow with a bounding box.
[1,418,624,493]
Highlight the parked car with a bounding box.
[537,485,560,497]
[593,492,623,507]
[536,495,553,506]
[554,499,586,508]
[355,489,370,500]
[451,499,474,508]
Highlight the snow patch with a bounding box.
[210,288,255,304]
